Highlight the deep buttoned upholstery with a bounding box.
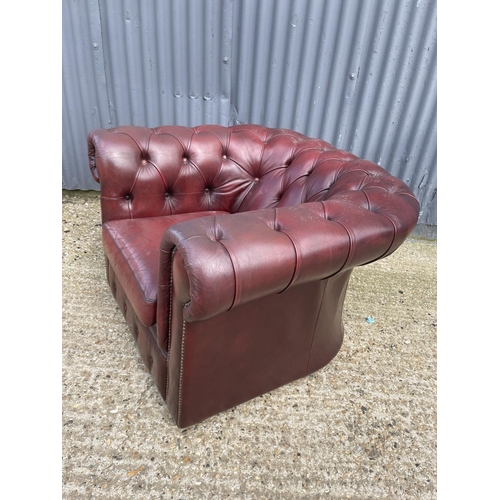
[88,124,419,428]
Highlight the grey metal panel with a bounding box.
[62,0,437,228]
[97,0,233,128]
[231,0,437,226]
[62,0,111,189]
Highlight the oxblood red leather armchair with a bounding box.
[87,124,419,428]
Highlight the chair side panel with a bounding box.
[168,278,348,428]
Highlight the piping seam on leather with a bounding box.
[207,215,238,312]
[217,238,238,311]
[334,220,354,272]
[274,207,299,293]
[277,229,299,294]
[377,215,397,260]
[319,201,353,275]
[362,191,397,261]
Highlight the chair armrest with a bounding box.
[158,189,419,323]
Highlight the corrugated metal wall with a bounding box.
[62,0,436,231]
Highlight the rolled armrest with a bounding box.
[158,189,419,323]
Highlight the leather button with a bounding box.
[222,154,227,160]
[254,177,260,183]
[124,194,131,200]
[182,157,188,163]
[165,192,170,198]
[205,188,210,193]
[141,159,147,165]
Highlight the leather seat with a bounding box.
[88,124,419,428]
[103,211,230,327]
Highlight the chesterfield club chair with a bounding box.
[87,124,419,428]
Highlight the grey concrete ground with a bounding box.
[62,190,437,499]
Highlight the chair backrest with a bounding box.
[88,124,414,224]
[88,124,347,222]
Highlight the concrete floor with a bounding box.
[62,189,437,499]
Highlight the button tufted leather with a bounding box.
[88,124,417,223]
[88,124,419,428]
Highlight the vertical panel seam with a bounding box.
[96,0,115,127]
[306,280,328,375]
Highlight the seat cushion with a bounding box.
[102,211,229,327]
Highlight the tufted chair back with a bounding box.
[88,124,413,225]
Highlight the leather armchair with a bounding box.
[87,124,419,428]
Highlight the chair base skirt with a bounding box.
[106,259,169,400]
[106,257,352,428]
